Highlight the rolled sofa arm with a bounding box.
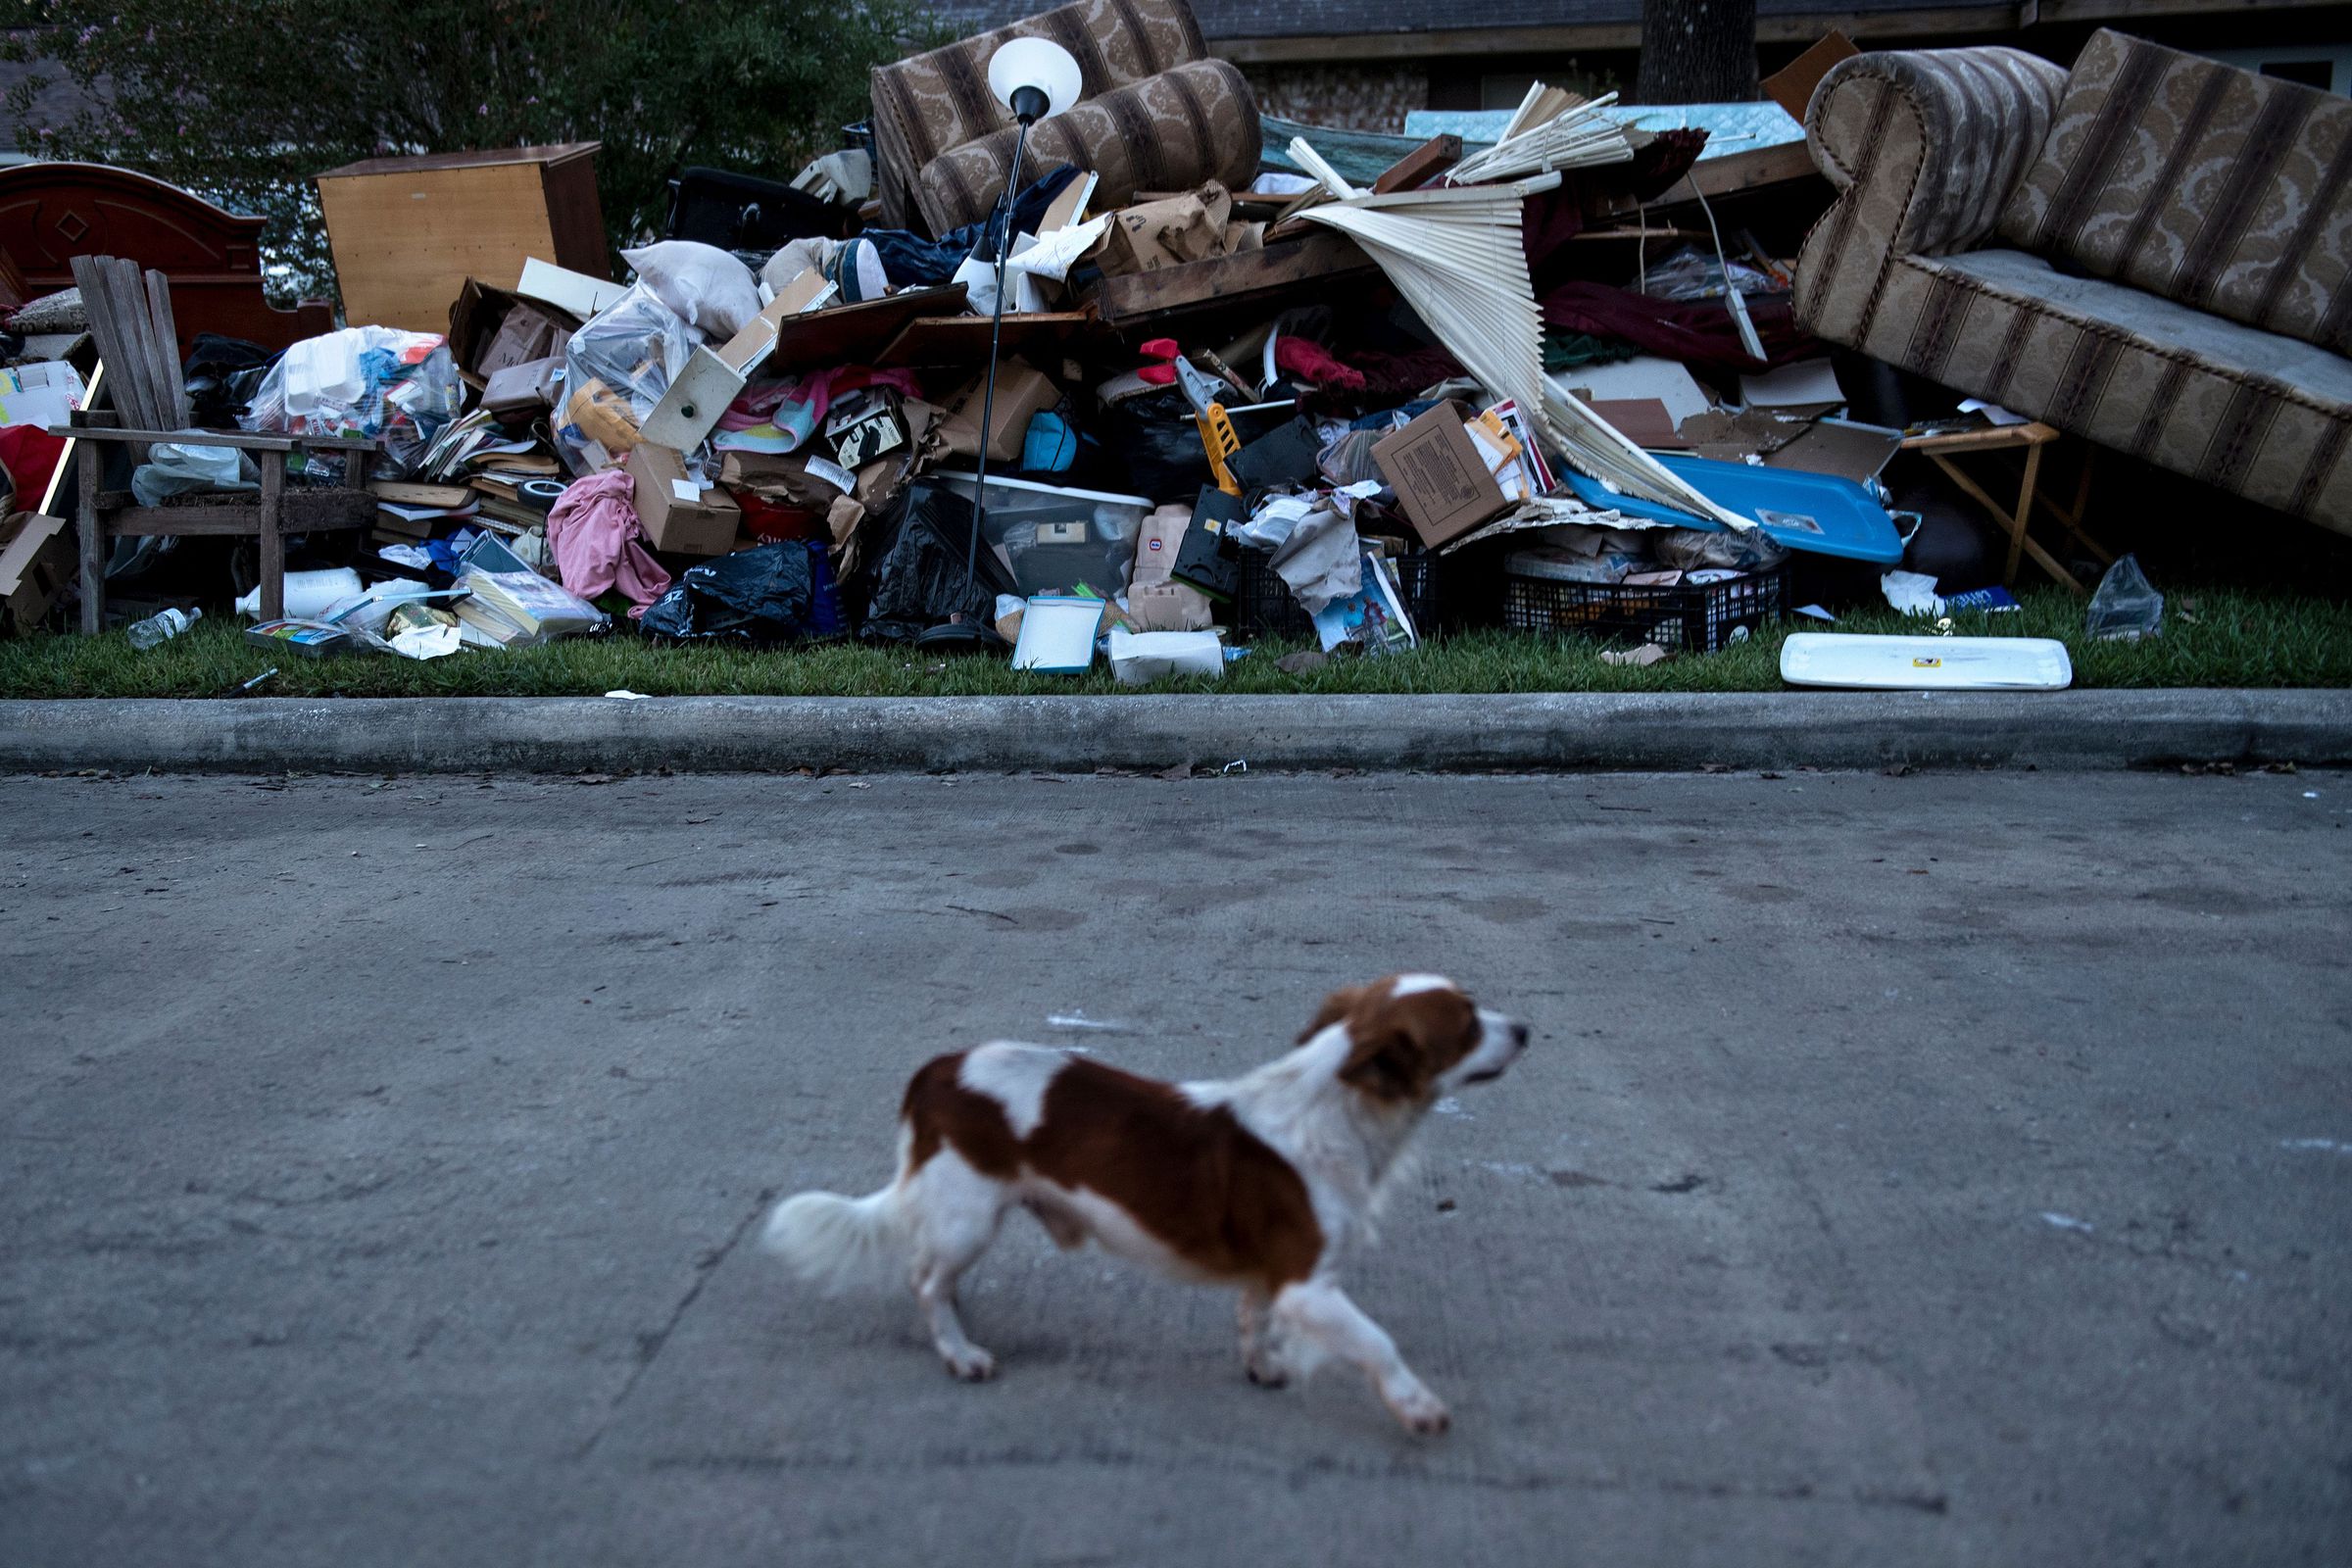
[1794,47,2067,341]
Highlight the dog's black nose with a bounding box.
[1511,1021,1531,1048]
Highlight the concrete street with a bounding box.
[2,767,2347,1566]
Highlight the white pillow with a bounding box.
[619,241,761,340]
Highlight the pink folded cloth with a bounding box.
[545,468,673,618]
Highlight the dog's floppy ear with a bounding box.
[1298,984,1368,1044]
[1336,990,1481,1104]
[1337,1018,1434,1102]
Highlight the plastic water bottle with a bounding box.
[126,606,202,651]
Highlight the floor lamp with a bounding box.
[914,36,1083,652]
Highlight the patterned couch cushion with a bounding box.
[1996,28,2352,355]
[913,58,1260,237]
[1867,247,2352,532]
[869,0,1208,233]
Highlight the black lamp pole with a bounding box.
[925,87,1047,649]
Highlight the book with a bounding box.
[453,567,601,645]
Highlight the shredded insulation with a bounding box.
[1289,137,1754,530]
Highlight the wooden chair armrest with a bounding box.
[50,416,379,455]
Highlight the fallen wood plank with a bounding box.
[1086,233,1376,326]
[1634,140,1822,209]
[1373,134,1464,194]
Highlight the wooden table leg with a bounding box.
[77,437,106,634]
[258,450,286,621]
[1933,448,2087,596]
[2009,441,2043,586]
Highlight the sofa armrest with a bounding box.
[1794,47,2067,342]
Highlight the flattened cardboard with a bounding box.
[1762,32,1860,123]
[1371,403,1509,549]
[1567,356,1712,424]
[515,258,627,319]
[1585,398,1683,450]
[1761,417,1902,483]
[626,442,740,558]
[939,359,1058,465]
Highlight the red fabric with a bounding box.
[0,424,67,511]
[1539,280,1817,371]
[1273,336,1366,393]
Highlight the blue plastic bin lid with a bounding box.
[1560,455,1905,565]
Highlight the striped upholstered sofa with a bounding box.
[1794,30,2352,537]
[868,0,1260,237]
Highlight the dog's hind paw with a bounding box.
[942,1347,997,1382]
[1386,1388,1450,1436]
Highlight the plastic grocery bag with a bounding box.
[2086,553,2163,641]
[131,442,258,506]
[240,326,462,468]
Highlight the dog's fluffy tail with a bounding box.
[760,1180,910,1295]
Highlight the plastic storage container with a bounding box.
[1501,560,1784,652]
[929,471,1152,598]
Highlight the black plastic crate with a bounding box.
[1234,549,1447,640]
[1500,565,1785,653]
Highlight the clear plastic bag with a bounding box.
[240,326,462,469]
[2086,553,2163,641]
[131,442,258,506]
[554,281,703,474]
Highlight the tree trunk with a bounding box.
[1635,0,1759,105]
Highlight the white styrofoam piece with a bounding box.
[1779,633,2074,691]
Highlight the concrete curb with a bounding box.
[2,690,2349,774]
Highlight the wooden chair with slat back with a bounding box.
[53,256,377,630]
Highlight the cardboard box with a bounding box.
[0,512,73,634]
[447,277,580,380]
[1371,403,1510,548]
[1098,182,1235,277]
[482,356,563,418]
[939,360,1058,466]
[626,443,741,558]
[824,387,907,470]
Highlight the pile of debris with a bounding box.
[0,6,2042,676]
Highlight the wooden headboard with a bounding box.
[0,163,334,353]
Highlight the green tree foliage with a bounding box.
[5,0,935,307]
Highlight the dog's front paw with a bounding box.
[942,1348,997,1382]
[1386,1387,1450,1436]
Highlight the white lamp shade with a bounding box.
[988,37,1083,120]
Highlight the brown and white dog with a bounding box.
[762,974,1530,1434]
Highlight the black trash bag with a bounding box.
[1103,383,1298,504]
[859,483,1018,643]
[182,333,280,428]
[640,542,816,643]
